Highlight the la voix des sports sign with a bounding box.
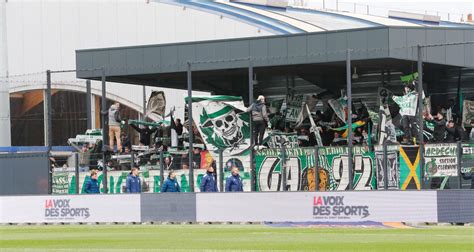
[195,191,437,223]
[0,195,140,223]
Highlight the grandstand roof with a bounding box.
[156,0,474,35]
[75,1,474,104]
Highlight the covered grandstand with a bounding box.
[3,0,474,146]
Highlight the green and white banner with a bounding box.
[52,168,252,194]
[462,100,474,127]
[374,145,400,189]
[52,172,69,194]
[285,95,304,123]
[328,98,347,122]
[461,143,474,174]
[255,147,377,192]
[392,92,418,117]
[191,96,251,156]
[264,131,299,149]
[424,143,458,177]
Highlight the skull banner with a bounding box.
[191,96,251,156]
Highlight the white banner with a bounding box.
[424,143,458,177]
[0,195,140,223]
[196,191,437,222]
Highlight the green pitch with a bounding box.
[0,225,473,251]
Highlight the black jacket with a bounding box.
[130,124,157,146]
[432,118,446,142]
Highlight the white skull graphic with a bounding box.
[211,110,243,146]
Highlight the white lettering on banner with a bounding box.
[375,152,399,189]
[0,195,140,223]
[332,155,373,190]
[424,144,458,177]
[258,157,301,191]
[195,192,438,223]
[462,147,474,155]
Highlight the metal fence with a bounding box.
[50,141,473,195]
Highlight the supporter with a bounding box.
[446,120,467,142]
[125,166,141,193]
[175,118,184,136]
[200,166,218,192]
[130,124,157,146]
[89,141,102,170]
[353,128,363,145]
[181,147,202,169]
[164,155,174,170]
[427,112,446,142]
[225,167,243,192]
[297,128,311,147]
[248,95,270,146]
[161,170,181,192]
[123,145,131,154]
[175,118,184,147]
[446,120,456,142]
[392,83,418,144]
[445,99,457,122]
[120,131,130,153]
[462,170,474,189]
[108,102,122,152]
[192,123,205,144]
[84,170,100,194]
[331,132,346,146]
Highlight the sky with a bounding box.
[296,0,473,22]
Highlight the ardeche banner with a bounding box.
[424,143,458,177]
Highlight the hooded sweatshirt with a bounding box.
[249,101,269,122]
[108,104,120,126]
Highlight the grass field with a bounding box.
[0,224,473,251]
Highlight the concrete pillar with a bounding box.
[0,1,11,146]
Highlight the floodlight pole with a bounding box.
[101,68,108,193]
[346,49,354,190]
[187,62,195,192]
[417,45,424,190]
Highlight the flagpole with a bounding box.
[417,45,424,190]
[346,49,354,190]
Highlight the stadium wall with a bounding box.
[0,152,50,196]
[1,191,473,224]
